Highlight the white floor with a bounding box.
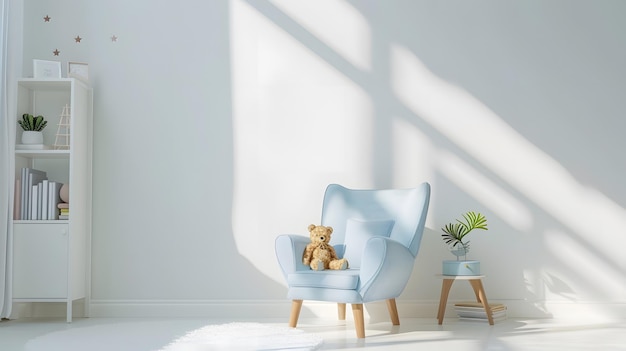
[1,316,625,350]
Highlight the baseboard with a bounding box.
[11,300,86,319]
[14,299,626,322]
[89,299,294,318]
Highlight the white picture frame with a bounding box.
[33,59,62,78]
[68,61,89,82]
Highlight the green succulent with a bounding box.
[18,113,47,131]
[441,211,488,250]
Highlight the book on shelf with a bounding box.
[41,179,49,220]
[37,181,44,219]
[30,184,38,220]
[48,181,63,220]
[14,167,67,221]
[21,168,46,220]
[58,207,69,220]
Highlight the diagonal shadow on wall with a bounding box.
[241,0,626,322]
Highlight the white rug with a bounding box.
[23,320,323,351]
[158,322,323,351]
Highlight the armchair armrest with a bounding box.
[275,234,310,279]
[358,237,415,302]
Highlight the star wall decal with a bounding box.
[75,36,82,43]
[43,15,50,22]
[111,35,118,42]
[53,49,60,56]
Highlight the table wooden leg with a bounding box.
[469,279,494,325]
[437,279,454,325]
[470,280,482,302]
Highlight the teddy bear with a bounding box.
[302,224,349,271]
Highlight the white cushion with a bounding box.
[343,218,395,268]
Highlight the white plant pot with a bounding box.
[21,131,43,144]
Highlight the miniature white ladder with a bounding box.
[54,104,71,150]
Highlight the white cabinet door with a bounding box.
[13,223,69,299]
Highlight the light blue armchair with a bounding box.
[275,183,431,338]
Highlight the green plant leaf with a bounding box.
[19,114,47,131]
[462,211,488,231]
[441,211,488,248]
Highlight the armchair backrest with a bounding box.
[321,183,431,258]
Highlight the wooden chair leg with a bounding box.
[351,304,365,338]
[386,298,400,325]
[289,300,303,328]
[338,303,346,320]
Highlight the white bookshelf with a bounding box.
[10,78,93,322]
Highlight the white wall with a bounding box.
[18,0,626,319]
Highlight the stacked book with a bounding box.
[454,302,507,323]
[13,167,64,220]
[58,202,70,220]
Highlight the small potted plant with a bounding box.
[18,113,47,145]
[441,211,488,275]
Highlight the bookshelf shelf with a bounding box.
[9,78,92,323]
[13,220,70,224]
[17,78,74,90]
[15,149,70,159]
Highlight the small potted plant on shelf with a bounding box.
[441,211,488,275]
[18,113,47,145]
